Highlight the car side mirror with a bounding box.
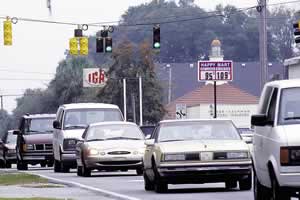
[53,120,61,129]
[251,114,272,126]
[242,135,253,144]
[145,139,155,146]
[13,130,20,135]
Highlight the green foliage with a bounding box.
[0,110,13,139]
[0,173,47,185]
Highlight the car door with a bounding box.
[53,108,63,160]
[254,87,278,183]
[144,125,159,179]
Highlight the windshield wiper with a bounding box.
[119,137,142,140]
[86,139,105,142]
[105,137,141,140]
[160,139,186,143]
[284,116,300,120]
[65,125,87,129]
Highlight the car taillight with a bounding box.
[280,147,289,165]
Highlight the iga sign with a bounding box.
[83,68,108,87]
[198,61,233,82]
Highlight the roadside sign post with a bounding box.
[198,61,233,118]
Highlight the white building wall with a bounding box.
[186,104,257,128]
[288,65,300,79]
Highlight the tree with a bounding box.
[0,110,13,139]
[97,40,165,123]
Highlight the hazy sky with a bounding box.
[0,0,298,113]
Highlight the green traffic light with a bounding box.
[106,46,112,52]
[154,42,160,49]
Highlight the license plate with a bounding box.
[200,152,213,161]
[114,157,126,161]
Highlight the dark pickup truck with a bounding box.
[15,114,56,170]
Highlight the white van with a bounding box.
[252,80,300,200]
[52,103,123,173]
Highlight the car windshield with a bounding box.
[158,121,240,142]
[63,108,123,130]
[25,118,55,134]
[86,124,144,141]
[279,87,300,125]
[6,134,16,144]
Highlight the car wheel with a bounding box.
[136,168,143,176]
[54,160,61,173]
[77,166,83,177]
[61,161,70,173]
[225,180,237,189]
[154,179,168,193]
[270,173,289,200]
[0,160,5,168]
[239,173,252,191]
[40,162,47,168]
[5,162,11,169]
[143,171,154,191]
[82,164,91,177]
[47,161,54,168]
[17,159,28,170]
[254,173,271,200]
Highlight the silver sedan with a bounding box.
[76,121,145,177]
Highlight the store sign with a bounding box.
[83,68,108,87]
[198,61,233,82]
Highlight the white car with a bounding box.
[76,122,145,177]
[52,103,124,173]
[143,119,252,193]
[252,80,300,200]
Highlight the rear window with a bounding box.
[158,121,240,142]
[25,118,55,134]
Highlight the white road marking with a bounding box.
[28,172,141,200]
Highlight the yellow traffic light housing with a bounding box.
[79,37,88,55]
[69,37,78,55]
[3,19,12,46]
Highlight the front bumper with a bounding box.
[157,160,252,184]
[22,151,53,163]
[85,155,143,170]
[5,152,16,162]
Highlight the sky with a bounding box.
[0,0,299,113]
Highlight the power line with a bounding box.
[0,68,54,75]
[0,78,51,81]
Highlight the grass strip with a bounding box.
[0,173,48,185]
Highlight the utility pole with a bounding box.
[0,96,3,110]
[258,0,268,90]
[123,79,127,121]
[139,76,143,126]
[166,64,172,104]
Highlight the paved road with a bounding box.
[27,167,255,200]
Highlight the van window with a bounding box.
[267,88,278,123]
[259,86,273,114]
[63,108,123,130]
[278,87,300,125]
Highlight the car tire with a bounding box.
[239,173,252,191]
[5,162,12,169]
[144,171,154,191]
[54,160,61,172]
[82,164,91,177]
[136,168,143,176]
[77,166,83,177]
[0,160,5,168]
[270,172,289,200]
[40,162,47,168]
[61,161,70,173]
[254,173,271,200]
[17,159,28,170]
[225,180,237,189]
[154,179,168,193]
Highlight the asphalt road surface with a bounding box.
[26,167,255,200]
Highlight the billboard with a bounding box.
[83,68,108,87]
[198,61,233,82]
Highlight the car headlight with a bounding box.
[88,148,99,156]
[23,144,34,151]
[227,152,248,159]
[63,139,77,150]
[7,149,16,154]
[163,153,185,161]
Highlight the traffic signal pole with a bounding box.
[258,0,268,90]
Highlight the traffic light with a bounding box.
[293,20,300,44]
[105,37,112,53]
[69,37,78,55]
[96,37,104,53]
[79,37,88,55]
[153,26,160,49]
[3,19,12,46]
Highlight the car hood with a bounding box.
[158,140,248,153]
[23,133,53,144]
[62,129,85,140]
[86,140,145,151]
[282,125,300,146]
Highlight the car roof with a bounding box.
[89,121,137,127]
[160,119,233,124]
[60,103,120,110]
[265,79,300,89]
[23,114,56,119]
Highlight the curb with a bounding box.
[27,172,141,200]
